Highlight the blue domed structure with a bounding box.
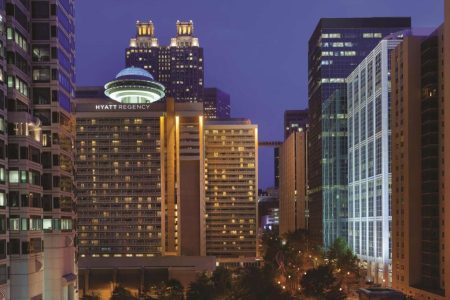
[115,67,154,80]
[104,67,165,104]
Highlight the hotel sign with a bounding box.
[94,104,153,111]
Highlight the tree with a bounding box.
[110,286,138,300]
[231,265,292,300]
[147,279,184,300]
[327,237,359,273]
[186,273,215,300]
[211,266,232,298]
[82,295,100,300]
[300,264,345,300]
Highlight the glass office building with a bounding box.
[347,38,403,285]
[308,17,411,245]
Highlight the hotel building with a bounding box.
[308,17,411,245]
[204,119,258,261]
[279,130,308,236]
[74,67,259,294]
[347,37,404,285]
[75,68,205,257]
[391,1,450,298]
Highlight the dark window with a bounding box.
[50,4,56,15]
[0,90,5,110]
[41,152,51,168]
[53,197,60,209]
[31,1,49,18]
[0,141,4,160]
[0,240,6,260]
[9,239,20,255]
[21,241,29,254]
[20,146,28,160]
[21,194,29,207]
[30,238,42,253]
[8,144,19,159]
[52,111,59,123]
[0,264,6,284]
[30,147,40,163]
[42,195,52,211]
[33,88,51,104]
[8,191,19,207]
[42,173,51,190]
[32,23,50,40]
[0,215,5,234]
[53,176,60,188]
[52,154,59,166]
[50,25,56,37]
[14,5,28,30]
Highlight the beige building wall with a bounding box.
[391,2,450,297]
[204,120,258,258]
[279,130,308,236]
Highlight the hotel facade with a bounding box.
[74,67,258,295]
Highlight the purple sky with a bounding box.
[75,0,443,189]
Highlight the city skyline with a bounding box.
[75,0,443,189]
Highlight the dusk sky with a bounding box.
[75,0,443,189]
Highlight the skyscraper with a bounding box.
[0,1,78,298]
[75,68,205,258]
[203,87,231,119]
[391,2,450,297]
[125,20,204,103]
[204,119,258,262]
[307,17,411,245]
[279,130,308,235]
[284,109,308,139]
[347,37,405,285]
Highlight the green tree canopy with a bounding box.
[110,286,138,300]
[300,264,345,300]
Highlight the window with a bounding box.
[30,217,42,231]
[32,22,50,40]
[32,67,50,82]
[9,239,20,255]
[9,170,19,183]
[43,218,52,230]
[9,217,19,231]
[31,1,50,18]
[32,45,50,62]
[0,240,6,260]
[0,191,5,207]
[0,265,6,284]
[61,218,72,231]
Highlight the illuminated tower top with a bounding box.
[129,20,159,48]
[104,67,165,103]
[171,20,199,47]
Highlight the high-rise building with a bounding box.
[391,2,450,297]
[322,88,348,247]
[125,20,204,103]
[279,130,308,235]
[203,87,231,119]
[75,68,205,258]
[258,188,279,232]
[204,119,258,261]
[307,17,411,245]
[0,1,79,299]
[347,38,405,285]
[284,109,308,139]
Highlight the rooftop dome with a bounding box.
[105,67,165,104]
[115,67,154,80]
